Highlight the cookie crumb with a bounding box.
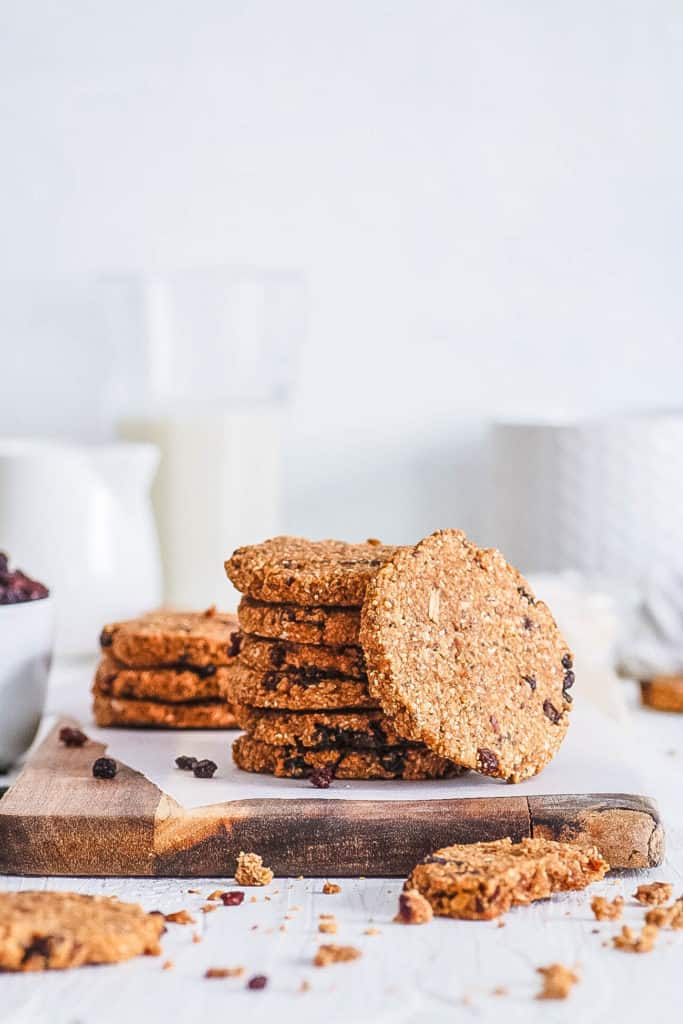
[314,944,361,967]
[613,924,658,952]
[319,919,338,934]
[645,900,683,929]
[299,979,311,992]
[235,851,274,886]
[394,889,433,925]
[279,924,287,932]
[249,896,258,904]
[200,904,218,914]
[591,895,624,921]
[633,882,673,906]
[205,965,245,979]
[162,960,174,971]
[364,927,381,935]
[497,920,506,928]
[207,890,224,901]
[192,932,202,943]
[164,910,195,925]
[536,963,579,999]
[187,889,201,895]
[322,881,341,895]
[492,985,508,997]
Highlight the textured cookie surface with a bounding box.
[0,891,164,971]
[226,537,400,606]
[99,608,239,668]
[239,634,366,679]
[92,693,237,729]
[238,597,361,646]
[406,837,609,920]
[234,705,409,749]
[361,530,573,782]
[232,734,464,780]
[640,677,683,712]
[95,656,231,703]
[226,661,378,710]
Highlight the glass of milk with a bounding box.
[108,269,305,609]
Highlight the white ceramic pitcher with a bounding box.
[0,440,162,655]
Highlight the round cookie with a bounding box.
[92,693,237,729]
[360,529,573,782]
[238,634,366,679]
[640,676,683,712]
[233,705,408,749]
[226,662,378,711]
[226,536,401,606]
[0,891,164,971]
[99,607,239,668]
[232,734,464,780]
[238,597,361,646]
[95,656,231,703]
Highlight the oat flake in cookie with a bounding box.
[226,536,401,607]
[360,529,573,782]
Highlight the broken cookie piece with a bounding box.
[536,963,579,1000]
[613,924,658,952]
[633,882,672,906]
[405,837,608,920]
[234,851,274,887]
[313,944,361,967]
[591,895,624,921]
[394,889,433,925]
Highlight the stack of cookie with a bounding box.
[224,537,464,780]
[226,530,574,783]
[92,608,239,729]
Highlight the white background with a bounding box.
[2,1,683,543]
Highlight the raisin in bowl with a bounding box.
[0,553,54,771]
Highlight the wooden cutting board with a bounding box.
[0,720,663,877]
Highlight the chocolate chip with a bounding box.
[523,675,537,691]
[563,670,575,689]
[193,759,218,778]
[247,975,268,990]
[227,631,242,658]
[22,936,53,962]
[99,628,113,648]
[561,653,573,670]
[220,891,244,906]
[477,748,499,775]
[310,765,335,788]
[175,755,198,770]
[285,575,296,586]
[543,700,561,724]
[59,726,87,748]
[92,757,117,779]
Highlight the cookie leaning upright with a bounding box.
[360,529,574,782]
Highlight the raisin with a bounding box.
[99,628,113,648]
[247,975,268,990]
[522,616,533,630]
[175,755,198,771]
[561,653,573,670]
[59,726,87,748]
[563,670,575,690]
[193,759,218,778]
[270,643,286,667]
[227,631,242,658]
[92,757,117,779]
[543,700,561,724]
[221,891,245,906]
[310,765,335,788]
[523,675,537,691]
[477,748,499,775]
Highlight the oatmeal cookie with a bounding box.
[226,537,400,606]
[238,634,366,679]
[0,891,164,971]
[361,529,573,782]
[405,837,608,920]
[233,705,407,749]
[226,661,378,711]
[238,597,361,646]
[232,733,464,780]
[92,693,237,729]
[94,656,231,703]
[640,677,683,712]
[99,608,239,668]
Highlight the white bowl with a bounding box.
[0,596,54,771]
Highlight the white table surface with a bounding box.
[1,672,681,1024]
